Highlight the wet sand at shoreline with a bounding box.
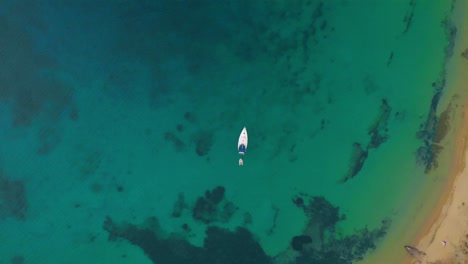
[406,104,468,263]
[404,1,468,262]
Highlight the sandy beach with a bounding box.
[403,1,468,262]
[406,103,468,263]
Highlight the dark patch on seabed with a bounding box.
[0,169,28,220]
[402,0,416,34]
[416,14,458,173]
[290,194,390,263]
[103,187,390,264]
[340,99,392,183]
[462,48,468,60]
[0,14,77,154]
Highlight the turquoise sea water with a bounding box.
[0,1,459,263]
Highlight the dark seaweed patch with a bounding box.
[103,190,389,264]
[292,194,390,263]
[462,48,468,59]
[442,17,457,59]
[341,99,391,183]
[402,0,416,34]
[103,217,272,264]
[205,186,225,205]
[0,16,75,128]
[176,124,184,132]
[184,112,196,123]
[292,235,312,251]
[164,131,185,152]
[171,192,188,218]
[386,51,394,66]
[193,131,214,157]
[368,99,392,149]
[0,172,27,220]
[416,5,458,173]
[340,143,368,184]
[416,94,457,173]
[192,186,237,224]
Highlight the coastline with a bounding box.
[407,104,468,262]
[358,1,468,263]
[404,0,468,262]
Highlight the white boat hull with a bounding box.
[238,127,248,154]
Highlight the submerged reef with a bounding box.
[103,217,272,264]
[462,48,468,60]
[103,188,389,264]
[192,186,237,224]
[171,186,238,224]
[291,194,390,264]
[402,0,416,34]
[341,99,391,183]
[416,78,444,172]
[386,51,394,67]
[291,235,312,251]
[367,99,392,149]
[0,14,76,154]
[442,17,457,60]
[416,10,457,173]
[340,143,368,184]
[171,192,188,218]
[416,95,457,172]
[193,130,214,157]
[164,131,186,152]
[0,171,27,220]
[0,15,76,128]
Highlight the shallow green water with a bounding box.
[0,0,457,263]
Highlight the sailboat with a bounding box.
[238,127,248,165]
[238,127,248,154]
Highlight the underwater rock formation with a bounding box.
[0,14,77,155]
[103,217,272,264]
[171,192,188,218]
[192,130,214,157]
[340,143,368,184]
[103,216,202,264]
[164,131,186,152]
[192,186,237,224]
[442,17,457,59]
[183,111,197,123]
[402,0,416,34]
[204,226,273,264]
[367,99,392,149]
[416,6,457,173]
[0,172,27,220]
[298,196,345,238]
[291,235,312,251]
[386,51,394,66]
[104,191,389,264]
[462,48,468,59]
[341,99,391,183]
[416,81,458,173]
[0,15,76,129]
[291,194,390,264]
